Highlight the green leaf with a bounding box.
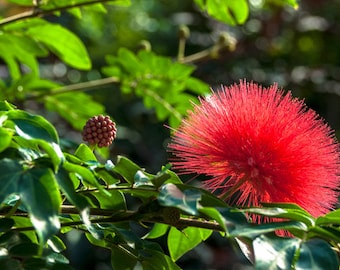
[168,226,212,261]
[199,207,227,232]
[45,92,105,130]
[243,206,315,227]
[253,234,300,270]
[6,110,59,143]
[150,167,179,188]
[47,235,66,253]
[230,221,308,239]
[0,159,22,204]
[0,34,40,79]
[19,168,61,245]
[26,19,91,70]
[145,223,169,239]
[296,239,339,270]
[316,208,340,225]
[0,218,15,232]
[194,0,249,25]
[56,168,90,211]
[158,183,201,215]
[9,243,40,257]
[0,128,13,152]
[133,170,153,187]
[0,162,60,246]
[103,48,209,127]
[62,161,110,196]
[141,249,181,270]
[110,245,138,270]
[112,156,141,184]
[74,143,97,162]
[91,190,126,211]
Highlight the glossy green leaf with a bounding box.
[0,159,22,204]
[296,239,339,270]
[47,235,66,253]
[133,170,153,187]
[230,221,307,239]
[168,226,212,261]
[26,19,91,70]
[6,110,59,143]
[19,168,61,245]
[253,234,300,270]
[158,183,201,215]
[218,208,250,235]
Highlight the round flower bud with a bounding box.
[82,115,116,148]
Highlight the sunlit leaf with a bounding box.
[145,223,169,239]
[0,128,13,153]
[26,19,91,70]
[74,143,97,162]
[316,208,340,226]
[168,226,212,261]
[194,0,249,25]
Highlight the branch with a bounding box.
[7,206,224,233]
[26,76,120,100]
[0,0,122,27]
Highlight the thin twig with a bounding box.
[0,0,123,27]
[26,76,120,100]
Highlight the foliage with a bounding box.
[0,0,339,269]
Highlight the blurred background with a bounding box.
[1,0,339,269]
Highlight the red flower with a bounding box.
[168,80,339,217]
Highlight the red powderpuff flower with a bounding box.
[168,80,340,217]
